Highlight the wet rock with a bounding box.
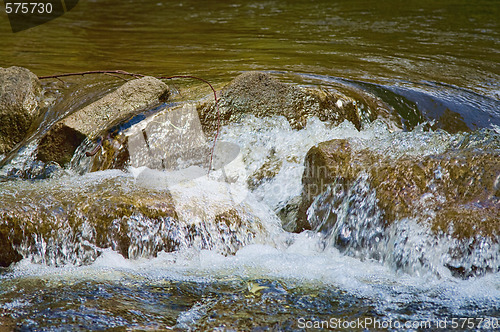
[86,103,211,172]
[0,176,178,267]
[0,66,42,154]
[434,108,470,133]
[0,313,16,331]
[6,160,63,180]
[37,76,170,166]
[277,195,302,233]
[0,225,23,267]
[247,148,283,190]
[298,138,499,240]
[298,137,499,277]
[0,172,271,267]
[197,71,362,131]
[37,123,87,166]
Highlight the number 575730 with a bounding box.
[5,2,53,14]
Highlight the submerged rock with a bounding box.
[36,76,170,166]
[0,66,42,155]
[86,103,211,172]
[298,135,499,277]
[197,71,362,131]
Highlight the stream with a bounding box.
[1,0,499,330]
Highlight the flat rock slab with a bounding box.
[37,76,170,165]
[0,66,42,154]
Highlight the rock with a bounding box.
[0,66,42,154]
[298,138,499,239]
[277,195,302,233]
[197,71,362,131]
[81,73,401,173]
[297,136,499,277]
[6,160,63,180]
[247,148,283,190]
[0,172,272,267]
[0,224,23,267]
[37,76,170,166]
[36,123,87,166]
[86,103,212,172]
[296,135,500,277]
[0,176,177,267]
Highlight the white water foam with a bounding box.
[3,114,499,324]
[5,235,500,322]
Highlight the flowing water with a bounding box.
[1,0,500,331]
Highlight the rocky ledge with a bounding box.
[296,135,499,277]
[0,173,273,267]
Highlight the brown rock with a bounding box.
[0,66,42,154]
[197,71,362,132]
[0,171,271,267]
[298,139,500,240]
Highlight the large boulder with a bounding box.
[298,138,499,238]
[0,66,42,155]
[197,71,363,131]
[36,76,170,166]
[297,135,499,277]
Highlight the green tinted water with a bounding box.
[1,1,500,331]
[1,0,498,95]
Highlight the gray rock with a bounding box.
[0,66,42,154]
[37,76,170,166]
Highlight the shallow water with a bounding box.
[1,0,500,331]
[1,114,499,330]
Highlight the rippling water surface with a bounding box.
[0,0,499,330]
[1,0,499,94]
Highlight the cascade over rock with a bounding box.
[297,136,499,277]
[36,76,170,166]
[298,138,499,238]
[0,173,273,267]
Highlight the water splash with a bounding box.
[307,173,385,261]
[305,168,499,278]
